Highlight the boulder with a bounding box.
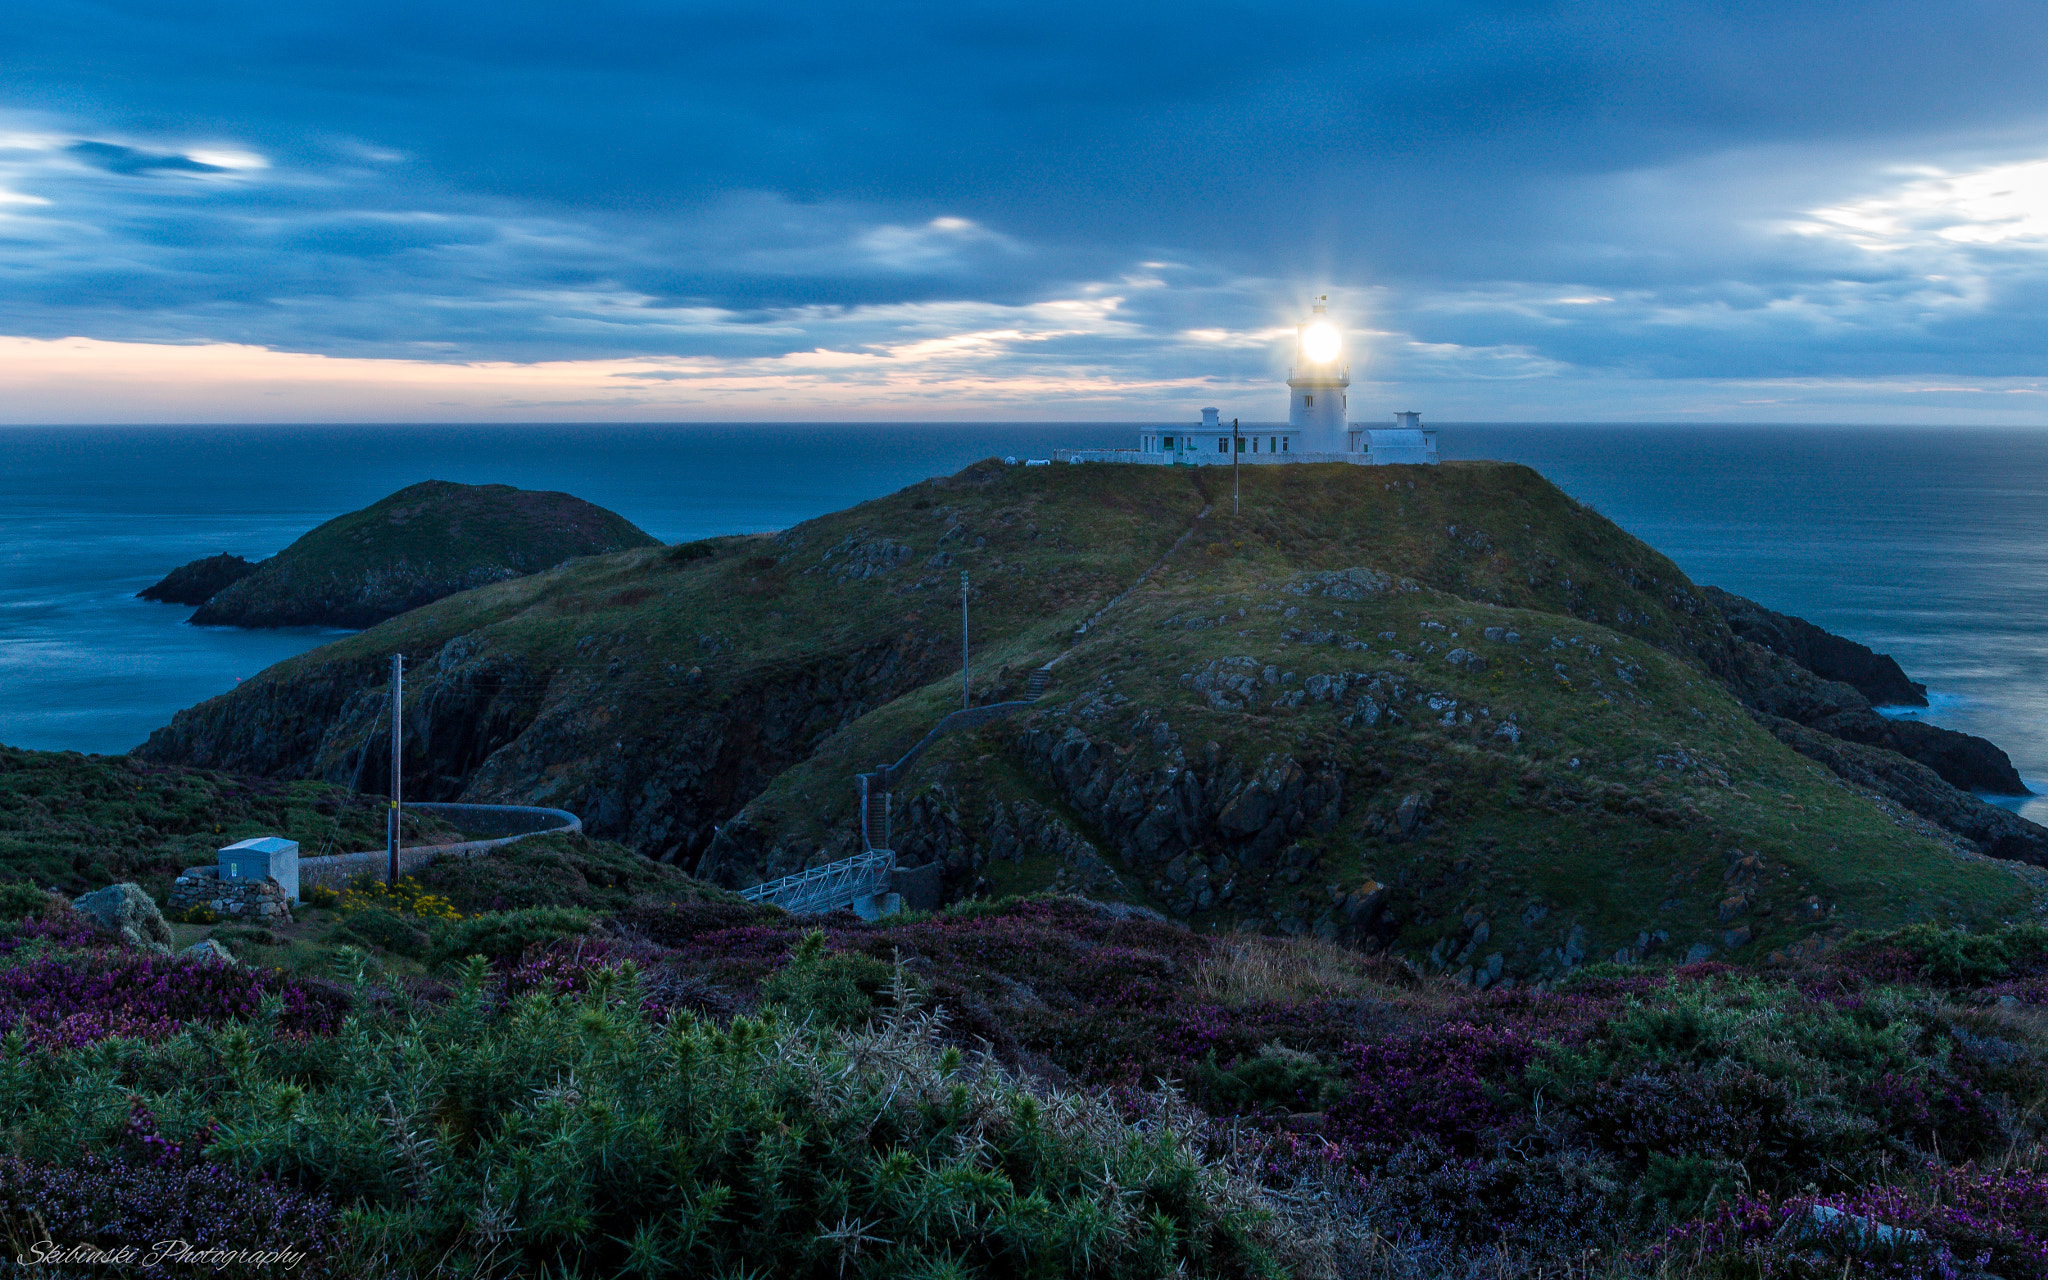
[181,938,236,965]
[72,883,175,955]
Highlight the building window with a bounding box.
[1163,436,1175,449]
[1270,437,1277,452]
[1281,437,1289,452]
[1304,395,1313,407]
[1218,438,1227,453]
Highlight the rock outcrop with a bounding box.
[1725,640,2028,795]
[71,883,174,955]
[1706,587,1927,706]
[1761,716,2048,865]
[180,938,236,964]
[137,553,257,606]
[185,480,660,629]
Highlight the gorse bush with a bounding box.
[334,874,461,922]
[1864,922,2048,985]
[0,957,1300,1278]
[330,905,433,959]
[760,929,901,1029]
[0,881,55,923]
[424,906,593,969]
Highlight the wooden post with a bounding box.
[960,571,970,709]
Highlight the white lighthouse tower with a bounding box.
[1286,296,1350,453]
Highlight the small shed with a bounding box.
[218,836,300,903]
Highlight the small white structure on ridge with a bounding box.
[1059,296,1438,467]
[218,835,299,903]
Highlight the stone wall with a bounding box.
[164,868,293,924]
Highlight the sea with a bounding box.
[1,422,2042,824]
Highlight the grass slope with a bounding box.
[0,745,455,898]
[190,479,661,628]
[137,461,2044,974]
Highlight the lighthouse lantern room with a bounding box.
[1286,295,1350,453]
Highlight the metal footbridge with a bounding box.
[736,659,1058,917]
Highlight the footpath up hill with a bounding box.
[137,460,2048,982]
[161,479,659,629]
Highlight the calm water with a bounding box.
[1,422,2042,824]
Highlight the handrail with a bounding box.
[739,848,897,914]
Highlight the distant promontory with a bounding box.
[136,552,257,606]
[145,480,660,630]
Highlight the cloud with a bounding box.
[0,2,2047,418]
[66,141,227,176]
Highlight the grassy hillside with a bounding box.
[136,460,2047,979]
[0,745,455,897]
[187,479,661,628]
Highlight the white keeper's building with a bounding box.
[1054,297,1438,467]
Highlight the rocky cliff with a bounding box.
[137,460,2048,985]
[137,552,257,606]
[180,480,660,629]
[1705,585,1928,706]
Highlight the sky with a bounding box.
[5,1,2048,423]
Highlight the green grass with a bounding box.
[134,459,2046,969]
[412,831,736,914]
[0,745,456,897]
[191,479,661,627]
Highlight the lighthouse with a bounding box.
[1051,290,1439,466]
[1286,296,1350,453]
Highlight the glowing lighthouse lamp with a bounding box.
[1286,296,1351,453]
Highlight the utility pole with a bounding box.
[1232,418,1241,516]
[960,571,970,709]
[387,652,403,885]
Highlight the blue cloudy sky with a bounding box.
[4,0,2048,422]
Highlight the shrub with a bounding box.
[760,929,900,1029]
[1848,923,2048,986]
[1660,1166,2048,1279]
[0,1151,344,1279]
[0,952,347,1047]
[0,881,56,922]
[190,968,1302,1277]
[1187,1047,1343,1115]
[329,905,431,959]
[334,874,460,922]
[0,910,114,956]
[425,906,593,968]
[1327,1022,1536,1155]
